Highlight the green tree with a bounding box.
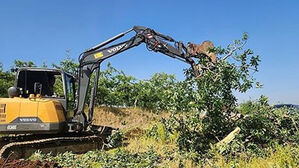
[163,33,262,154]
[52,50,78,74]
[0,63,15,97]
[96,63,136,106]
[12,60,36,68]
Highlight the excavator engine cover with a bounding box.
[0,97,66,134]
[0,68,73,134]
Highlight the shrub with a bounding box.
[235,96,299,151]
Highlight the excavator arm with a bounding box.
[71,26,200,132]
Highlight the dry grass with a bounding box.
[206,144,299,168]
[92,106,169,130]
[92,107,299,168]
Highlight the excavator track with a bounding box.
[0,126,114,159]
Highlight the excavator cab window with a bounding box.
[16,69,65,98]
[65,74,76,119]
[65,75,75,109]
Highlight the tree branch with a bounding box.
[221,41,247,61]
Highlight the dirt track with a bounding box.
[0,158,59,168]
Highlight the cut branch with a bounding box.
[216,127,241,154]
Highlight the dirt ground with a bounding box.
[93,106,169,130]
[0,158,60,168]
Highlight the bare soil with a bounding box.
[93,107,169,130]
[0,158,60,168]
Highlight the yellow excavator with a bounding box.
[0,26,214,158]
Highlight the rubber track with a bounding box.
[0,134,106,159]
[0,126,113,159]
[0,134,59,148]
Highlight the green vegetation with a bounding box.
[29,118,298,167]
[30,149,160,168]
[0,63,14,97]
[1,34,298,167]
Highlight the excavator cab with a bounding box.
[0,68,76,134]
[14,68,76,111]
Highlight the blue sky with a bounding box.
[0,0,298,104]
